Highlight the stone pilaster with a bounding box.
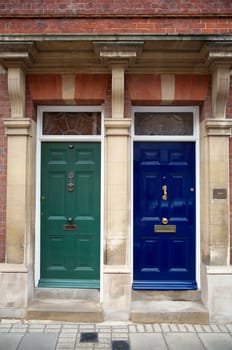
[93,42,143,318]
[201,119,232,266]
[201,46,232,265]
[103,119,131,319]
[3,119,33,264]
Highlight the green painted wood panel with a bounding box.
[40,142,101,288]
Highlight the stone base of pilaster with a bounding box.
[201,263,232,322]
[0,264,30,318]
[103,265,131,321]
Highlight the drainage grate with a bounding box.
[112,340,130,350]
[80,332,98,343]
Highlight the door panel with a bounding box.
[133,142,197,290]
[40,142,100,288]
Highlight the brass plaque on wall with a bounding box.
[154,225,176,233]
[213,188,227,199]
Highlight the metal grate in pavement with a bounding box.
[80,332,98,342]
[112,340,130,350]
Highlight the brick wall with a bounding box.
[0,0,231,16]
[0,17,232,35]
[0,71,10,262]
[0,1,231,35]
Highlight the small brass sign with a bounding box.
[154,225,176,233]
[64,224,77,231]
[213,188,227,199]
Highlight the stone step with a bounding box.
[34,287,100,301]
[131,300,209,324]
[131,290,201,302]
[26,298,103,323]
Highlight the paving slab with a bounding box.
[0,333,23,350]
[198,333,232,350]
[164,333,205,350]
[130,333,167,350]
[17,333,58,350]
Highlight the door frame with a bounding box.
[35,105,104,292]
[131,106,200,289]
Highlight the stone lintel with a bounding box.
[105,118,131,136]
[4,118,32,136]
[204,118,232,136]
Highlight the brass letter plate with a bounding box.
[154,225,176,233]
[64,224,77,231]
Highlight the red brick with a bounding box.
[0,17,232,35]
[27,75,62,101]
[75,74,110,102]
[175,75,209,103]
[0,1,231,16]
[127,74,162,103]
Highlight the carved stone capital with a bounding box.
[3,118,32,136]
[104,119,131,136]
[203,118,232,136]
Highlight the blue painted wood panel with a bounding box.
[133,142,197,290]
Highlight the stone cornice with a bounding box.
[0,41,36,69]
[204,42,232,70]
[104,119,131,136]
[203,118,232,136]
[93,41,143,67]
[3,118,32,136]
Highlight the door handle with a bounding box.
[162,217,169,225]
[67,182,74,192]
[162,185,168,200]
[67,217,73,223]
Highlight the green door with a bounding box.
[40,142,101,288]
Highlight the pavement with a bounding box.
[0,319,232,350]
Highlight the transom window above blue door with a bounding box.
[134,112,193,136]
[133,107,198,141]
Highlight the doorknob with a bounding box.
[162,217,169,225]
[162,185,168,200]
[67,217,73,223]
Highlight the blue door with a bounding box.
[133,142,197,290]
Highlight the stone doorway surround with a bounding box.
[0,37,232,322]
